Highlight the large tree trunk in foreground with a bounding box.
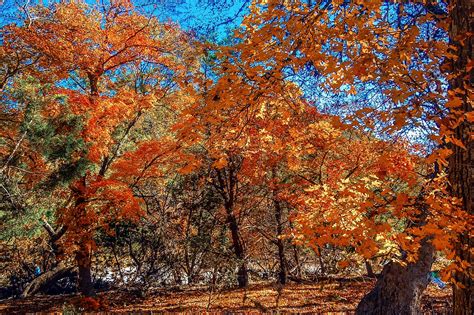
[356,239,434,315]
[448,0,473,313]
[21,262,75,298]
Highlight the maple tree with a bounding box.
[446,1,473,313]
[188,0,472,313]
[1,0,198,296]
[0,0,471,313]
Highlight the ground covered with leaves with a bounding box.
[0,279,451,314]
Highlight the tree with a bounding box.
[203,0,470,312]
[0,0,471,311]
[4,0,198,296]
[447,0,473,313]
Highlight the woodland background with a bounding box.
[0,0,472,313]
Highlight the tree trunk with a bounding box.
[365,259,376,278]
[215,165,248,288]
[276,241,287,284]
[21,262,75,298]
[356,239,434,315]
[76,243,94,296]
[274,197,288,285]
[236,263,249,288]
[227,209,248,288]
[292,244,302,278]
[70,176,95,297]
[448,0,473,314]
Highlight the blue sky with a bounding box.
[0,0,443,149]
[143,0,249,40]
[0,0,249,41]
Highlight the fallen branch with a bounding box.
[21,262,76,298]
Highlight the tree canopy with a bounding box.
[0,0,472,313]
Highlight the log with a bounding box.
[21,262,76,298]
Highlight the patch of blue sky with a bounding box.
[1,0,249,42]
[284,2,447,151]
[132,0,249,43]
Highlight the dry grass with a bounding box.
[0,279,451,314]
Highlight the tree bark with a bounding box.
[71,178,94,297]
[215,165,248,288]
[290,243,302,279]
[274,197,288,285]
[76,242,94,296]
[356,239,435,315]
[41,218,66,260]
[357,184,435,315]
[448,1,473,314]
[227,209,248,288]
[365,259,376,278]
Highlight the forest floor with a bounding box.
[0,278,451,314]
